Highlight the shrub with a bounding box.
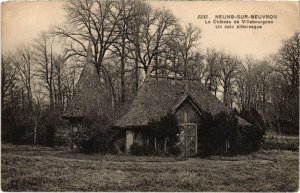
[168,145,181,156]
[201,111,238,155]
[130,143,154,156]
[69,115,115,153]
[1,107,34,144]
[146,113,180,154]
[53,127,69,147]
[271,119,299,135]
[37,111,65,147]
[201,110,265,155]
[263,137,298,151]
[238,109,265,153]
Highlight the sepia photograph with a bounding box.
[1,0,299,192]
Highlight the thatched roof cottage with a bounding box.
[114,76,250,156]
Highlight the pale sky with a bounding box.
[2,1,300,59]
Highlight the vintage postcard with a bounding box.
[1,0,299,192]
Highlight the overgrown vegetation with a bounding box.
[238,109,265,153]
[201,112,238,155]
[130,113,180,156]
[263,135,299,151]
[201,110,265,155]
[70,115,115,153]
[1,105,64,147]
[270,119,299,135]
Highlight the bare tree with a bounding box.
[126,7,178,75]
[14,46,34,111]
[236,55,257,111]
[253,60,273,113]
[110,0,139,103]
[217,54,241,106]
[274,32,299,90]
[203,48,221,95]
[61,59,82,107]
[175,23,201,77]
[53,0,126,74]
[52,54,69,112]
[272,32,300,125]
[1,54,17,106]
[53,0,142,110]
[33,32,56,111]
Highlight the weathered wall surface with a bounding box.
[175,100,202,124]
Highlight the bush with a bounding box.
[129,143,179,156]
[201,110,265,155]
[146,113,180,155]
[168,145,181,156]
[1,107,34,144]
[53,127,69,147]
[37,111,65,147]
[200,111,238,155]
[1,102,68,147]
[271,119,299,135]
[70,115,115,153]
[130,143,151,156]
[262,137,298,151]
[238,109,265,153]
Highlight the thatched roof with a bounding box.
[62,43,104,120]
[114,76,250,128]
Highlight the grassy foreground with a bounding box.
[1,144,298,192]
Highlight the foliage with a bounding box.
[272,32,299,128]
[201,111,238,155]
[130,143,155,156]
[1,102,65,147]
[1,106,33,145]
[143,113,181,155]
[263,136,298,151]
[167,145,181,156]
[147,113,180,147]
[271,119,299,135]
[201,110,265,155]
[238,109,265,153]
[129,113,181,156]
[70,115,115,153]
[53,126,69,147]
[37,112,57,147]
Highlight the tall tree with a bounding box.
[110,0,138,103]
[203,48,220,95]
[274,32,299,90]
[217,54,241,107]
[273,32,300,125]
[126,7,178,75]
[1,54,17,106]
[176,23,201,77]
[33,32,56,111]
[54,0,124,74]
[14,46,34,111]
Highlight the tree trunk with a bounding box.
[164,138,167,153]
[223,84,228,106]
[134,51,139,94]
[120,34,126,103]
[34,115,38,145]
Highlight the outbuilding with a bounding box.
[113,76,250,156]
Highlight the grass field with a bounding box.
[1,144,298,192]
